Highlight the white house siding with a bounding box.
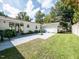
[43,22,59,33]
[0,16,60,34]
[72,23,79,36]
[45,28,58,33]
[0,20,10,30]
[23,22,40,33]
[0,16,40,33]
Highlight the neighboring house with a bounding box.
[0,16,40,33]
[72,22,79,36]
[43,22,59,33]
[0,16,59,34]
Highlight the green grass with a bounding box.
[0,34,79,59]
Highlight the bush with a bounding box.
[0,30,3,35]
[11,30,17,36]
[4,29,16,39]
[42,30,46,33]
[34,30,40,33]
[0,30,4,41]
[27,30,34,34]
[40,29,46,33]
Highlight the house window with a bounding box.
[20,23,24,26]
[36,26,38,29]
[27,24,29,28]
[3,21,6,23]
[9,22,14,27]
[15,23,19,26]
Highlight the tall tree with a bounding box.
[35,10,45,35]
[44,14,51,23]
[0,11,8,17]
[61,0,78,8]
[50,7,57,22]
[35,11,45,23]
[61,0,79,24]
[52,0,75,32]
[16,12,30,21]
[73,10,79,23]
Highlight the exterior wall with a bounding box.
[0,20,40,33]
[72,23,79,36]
[0,16,59,34]
[44,28,58,33]
[43,23,59,33]
[23,22,40,33]
[0,20,10,30]
[0,16,40,33]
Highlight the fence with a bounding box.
[72,23,79,36]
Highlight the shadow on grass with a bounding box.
[0,42,25,59]
[0,34,31,59]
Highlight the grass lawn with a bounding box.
[0,34,79,59]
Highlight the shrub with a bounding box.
[4,29,16,40]
[42,30,46,33]
[0,30,4,41]
[11,30,16,36]
[40,29,46,33]
[0,30,3,35]
[27,30,34,34]
[34,30,40,33]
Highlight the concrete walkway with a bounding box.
[0,33,55,51]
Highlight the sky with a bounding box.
[0,0,57,20]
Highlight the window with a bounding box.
[20,23,24,26]
[15,23,19,27]
[3,21,6,23]
[9,22,14,27]
[36,26,38,29]
[27,24,29,28]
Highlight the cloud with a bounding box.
[37,0,54,9]
[25,0,40,19]
[3,3,20,18]
[0,0,3,3]
[25,0,34,16]
[0,0,57,20]
[0,0,21,18]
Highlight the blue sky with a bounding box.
[0,0,57,20]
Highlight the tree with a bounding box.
[52,0,75,32]
[50,7,57,20]
[61,0,79,24]
[61,0,78,9]
[44,14,52,23]
[16,12,30,21]
[73,10,79,23]
[35,11,45,23]
[35,10,45,35]
[48,0,79,32]
[0,11,8,17]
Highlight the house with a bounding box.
[0,16,40,33]
[43,22,59,33]
[72,22,79,36]
[0,16,60,34]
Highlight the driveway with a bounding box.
[0,33,55,51]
